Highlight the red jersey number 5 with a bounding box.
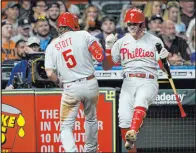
[62,49,77,68]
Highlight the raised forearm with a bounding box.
[102,50,114,70]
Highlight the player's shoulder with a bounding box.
[50,37,58,43]
[114,33,130,45]
[115,34,127,44]
[74,30,90,36]
[48,36,58,44]
[45,38,56,51]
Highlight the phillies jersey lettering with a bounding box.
[111,32,164,77]
[120,47,155,60]
[45,30,98,83]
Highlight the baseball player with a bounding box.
[45,12,104,152]
[102,8,169,152]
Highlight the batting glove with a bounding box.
[159,48,169,59]
[105,34,117,49]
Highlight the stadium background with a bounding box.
[1,0,195,153]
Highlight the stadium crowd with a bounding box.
[1,0,195,89]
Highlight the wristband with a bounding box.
[105,49,111,56]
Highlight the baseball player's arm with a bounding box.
[85,31,104,62]
[102,34,118,70]
[45,68,58,82]
[5,65,18,90]
[45,69,62,87]
[45,44,62,87]
[155,41,169,73]
[88,41,104,62]
[158,59,169,74]
[102,49,114,70]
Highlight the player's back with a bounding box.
[47,30,95,83]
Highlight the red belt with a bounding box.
[128,73,154,79]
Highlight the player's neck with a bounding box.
[131,32,145,40]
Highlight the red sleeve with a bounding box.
[88,41,104,62]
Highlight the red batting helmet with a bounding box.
[57,12,80,30]
[124,8,145,23]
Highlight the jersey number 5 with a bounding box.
[62,49,77,68]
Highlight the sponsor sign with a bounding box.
[154,89,195,105]
[35,88,116,152]
[1,90,36,152]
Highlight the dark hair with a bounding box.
[56,0,68,11]
[101,16,116,25]
[29,43,40,48]
[47,2,60,10]
[32,0,47,8]
[15,39,26,47]
[58,26,73,34]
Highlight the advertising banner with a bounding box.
[35,88,116,152]
[154,89,195,105]
[1,90,36,152]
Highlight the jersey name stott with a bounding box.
[120,47,154,60]
[55,37,72,50]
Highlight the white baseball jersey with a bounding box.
[116,32,162,129]
[45,30,98,83]
[111,32,164,78]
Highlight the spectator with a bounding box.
[3,2,20,36]
[180,0,195,29]
[2,21,17,62]
[34,16,53,51]
[5,38,41,90]
[148,14,163,37]
[96,16,122,49]
[30,0,47,23]
[47,2,60,37]
[160,20,190,65]
[19,0,32,21]
[66,2,80,17]
[116,4,133,36]
[57,0,67,14]
[80,4,102,36]
[163,1,186,37]
[2,39,26,65]
[27,37,41,52]
[143,1,163,20]
[131,1,147,10]
[14,39,28,59]
[143,1,163,29]
[5,39,29,90]
[11,18,32,43]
